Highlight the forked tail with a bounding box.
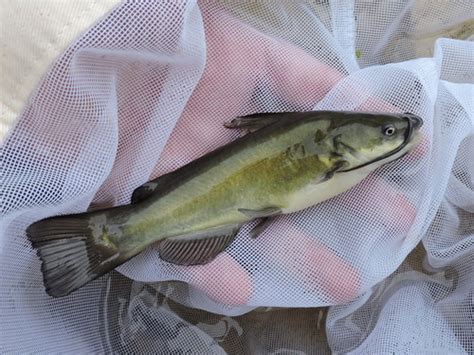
[26,211,130,297]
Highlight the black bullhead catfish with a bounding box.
[26,111,423,297]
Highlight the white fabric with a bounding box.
[1,1,473,353]
[0,0,121,142]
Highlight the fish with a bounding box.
[26,110,423,297]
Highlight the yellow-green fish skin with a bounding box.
[129,122,334,238]
[114,111,420,252]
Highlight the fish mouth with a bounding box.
[339,113,423,172]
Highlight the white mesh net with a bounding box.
[1,1,473,353]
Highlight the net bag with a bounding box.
[1,1,473,353]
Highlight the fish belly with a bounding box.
[283,169,368,213]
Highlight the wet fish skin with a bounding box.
[26,111,423,297]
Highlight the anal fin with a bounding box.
[159,224,241,266]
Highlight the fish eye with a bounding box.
[383,125,396,136]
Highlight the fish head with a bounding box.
[330,112,423,172]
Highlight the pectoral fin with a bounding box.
[316,160,350,184]
[159,224,242,265]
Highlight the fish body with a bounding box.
[26,111,423,297]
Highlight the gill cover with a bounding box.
[335,112,423,172]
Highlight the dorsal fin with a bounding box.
[223,112,297,132]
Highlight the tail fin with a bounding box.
[26,213,126,298]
